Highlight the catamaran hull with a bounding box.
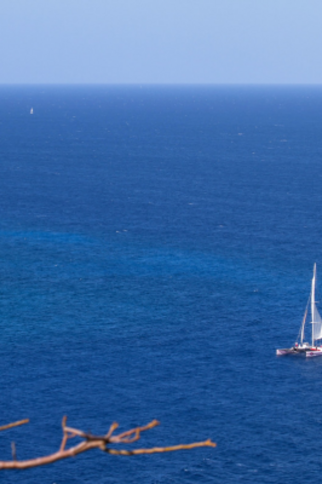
[276,348,307,356]
[276,349,295,356]
[306,349,322,358]
[276,347,322,357]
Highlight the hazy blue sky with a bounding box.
[1,0,321,84]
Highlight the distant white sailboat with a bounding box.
[277,263,322,357]
[30,107,33,114]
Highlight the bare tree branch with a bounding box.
[0,417,216,470]
[0,419,29,432]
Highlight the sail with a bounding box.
[312,304,322,341]
[311,263,320,345]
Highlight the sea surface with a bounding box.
[1,85,322,483]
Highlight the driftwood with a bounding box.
[0,417,216,470]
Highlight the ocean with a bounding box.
[1,85,322,483]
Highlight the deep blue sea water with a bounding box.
[1,85,322,483]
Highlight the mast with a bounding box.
[312,263,317,346]
[300,306,308,344]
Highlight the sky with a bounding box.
[0,0,322,84]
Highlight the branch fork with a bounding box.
[0,417,216,470]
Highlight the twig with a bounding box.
[0,417,216,470]
[106,440,216,455]
[0,420,29,432]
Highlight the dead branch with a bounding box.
[0,419,29,432]
[0,417,216,470]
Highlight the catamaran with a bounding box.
[277,263,322,358]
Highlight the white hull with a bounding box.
[277,346,322,357]
[306,348,322,358]
[276,347,310,356]
[276,349,292,356]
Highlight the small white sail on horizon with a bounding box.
[30,107,33,114]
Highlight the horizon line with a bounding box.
[1,82,322,87]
